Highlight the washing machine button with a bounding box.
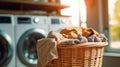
[33,17,40,23]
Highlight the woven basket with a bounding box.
[51,42,107,67]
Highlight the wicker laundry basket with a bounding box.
[51,42,107,67]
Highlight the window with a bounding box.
[61,0,80,26]
[61,0,86,27]
[108,0,120,52]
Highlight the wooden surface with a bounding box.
[0,10,71,17]
[0,0,69,11]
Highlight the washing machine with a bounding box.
[48,16,72,32]
[14,15,48,67]
[0,14,15,67]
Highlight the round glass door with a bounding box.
[17,28,46,66]
[0,30,13,66]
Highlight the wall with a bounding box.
[86,0,99,32]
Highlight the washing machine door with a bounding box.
[0,30,13,66]
[17,28,47,66]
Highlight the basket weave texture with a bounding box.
[51,42,107,67]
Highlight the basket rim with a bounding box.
[58,42,108,47]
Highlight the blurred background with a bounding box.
[0,0,120,67]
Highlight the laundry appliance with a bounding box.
[48,16,72,32]
[0,14,15,67]
[15,15,48,67]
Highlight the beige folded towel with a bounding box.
[37,38,58,67]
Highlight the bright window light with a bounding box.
[61,0,80,26]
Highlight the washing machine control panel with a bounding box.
[16,16,47,25]
[61,17,72,26]
[0,15,12,24]
[33,17,46,25]
[17,17,31,24]
[51,18,60,24]
[50,17,72,26]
